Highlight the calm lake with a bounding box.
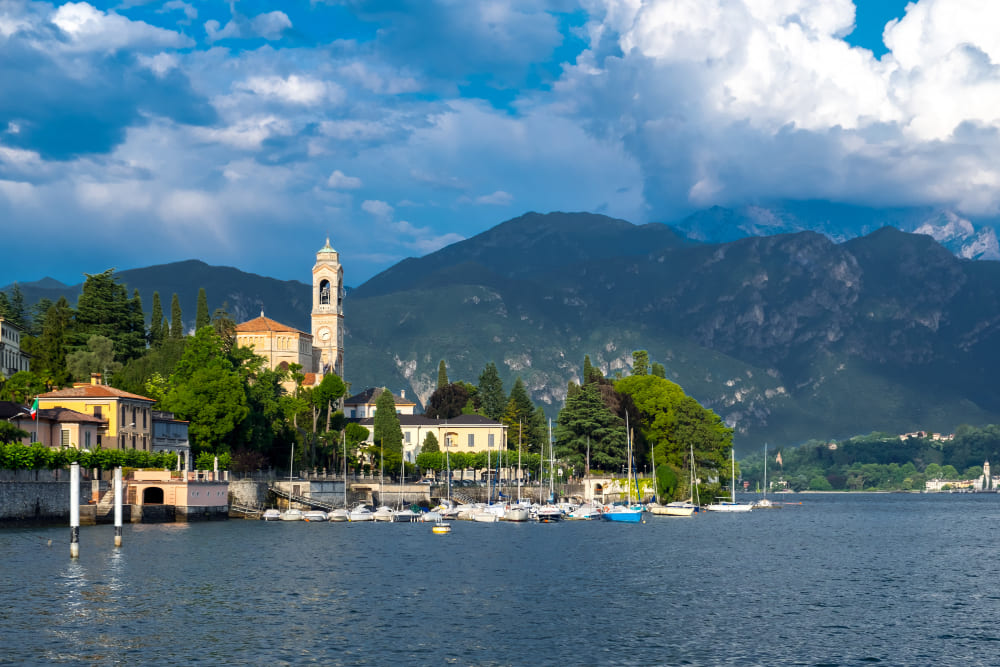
[1,493,998,666]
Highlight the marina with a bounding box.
[3,493,998,665]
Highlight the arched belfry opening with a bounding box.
[143,487,165,505]
[319,279,331,305]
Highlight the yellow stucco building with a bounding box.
[35,374,156,451]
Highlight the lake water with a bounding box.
[1,493,999,666]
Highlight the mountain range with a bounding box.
[6,208,1000,455]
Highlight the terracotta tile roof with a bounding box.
[235,315,309,335]
[303,372,318,386]
[40,407,106,424]
[358,414,503,427]
[39,385,155,402]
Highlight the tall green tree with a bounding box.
[503,377,536,451]
[632,350,650,376]
[373,389,403,452]
[651,362,666,378]
[0,284,28,330]
[212,305,236,354]
[421,432,440,453]
[615,374,732,500]
[437,360,449,389]
[170,293,183,339]
[477,361,505,421]
[25,297,73,387]
[163,326,248,454]
[66,335,121,382]
[555,382,627,474]
[425,382,470,419]
[149,292,165,348]
[75,269,144,362]
[195,287,210,331]
[0,371,46,403]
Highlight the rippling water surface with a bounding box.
[2,493,999,665]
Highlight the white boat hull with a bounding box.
[705,503,753,512]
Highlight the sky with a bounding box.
[4,0,999,288]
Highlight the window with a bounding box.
[93,406,102,419]
[488,434,495,448]
[85,432,91,449]
[468,434,474,448]
[143,410,147,428]
[404,432,411,444]
[61,430,70,447]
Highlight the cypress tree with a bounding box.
[170,293,183,338]
[632,350,649,376]
[583,355,594,385]
[437,360,448,390]
[149,292,164,347]
[477,362,505,421]
[195,287,210,331]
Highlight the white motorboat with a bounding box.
[281,508,304,521]
[328,508,350,522]
[535,505,563,522]
[420,511,443,522]
[504,505,531,522]
[471,507,501,522]
[261,509,282,521]
[373,506,396,522]
[395,508,420,522]
[348,505,374,522]
[566,503,602,520]
[303,510,328,522]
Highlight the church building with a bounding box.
[234,239,344,386]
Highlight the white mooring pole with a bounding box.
[70,462,80,559]
[114,466,123,548]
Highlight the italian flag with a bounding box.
[29,398,38,420]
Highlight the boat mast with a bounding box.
[731,448,736,503]
[343,430,348,508]
[763,443,768,499]
[650,439,656,504]
[548,418,555,503]
[517,420,522,504]
[624,411,631,506]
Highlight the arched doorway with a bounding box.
[142,487,165,505]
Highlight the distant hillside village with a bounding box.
[0,239,508,470]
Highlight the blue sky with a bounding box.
[3,0,996,288]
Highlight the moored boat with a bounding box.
[601,504,644,523]
[281,508,304,521]
[262,508,282,521]
[348,504,374,522]
[328,508,350,522]
[373,506,396,522]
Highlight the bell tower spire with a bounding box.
[311,238,344,378]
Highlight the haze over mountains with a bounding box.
[7,206,1000,454]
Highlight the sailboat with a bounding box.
[654,445,699,517]
[329,431,351,521]
[602,413,645,523]
[504,421,531,522]
[753,443,780,509]
[705,447,753,512]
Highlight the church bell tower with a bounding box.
[311,238,344,378]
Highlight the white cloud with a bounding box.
[159,1,197,22]
[560,0,1000,218]
[239,74,341,106]
[474,190,513,205]
[192,115,292,150]
[50,2,193,52]
[327,169,362,189]
[362,199,393,219]
[205,10,291,42]
[138,52,180,77]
